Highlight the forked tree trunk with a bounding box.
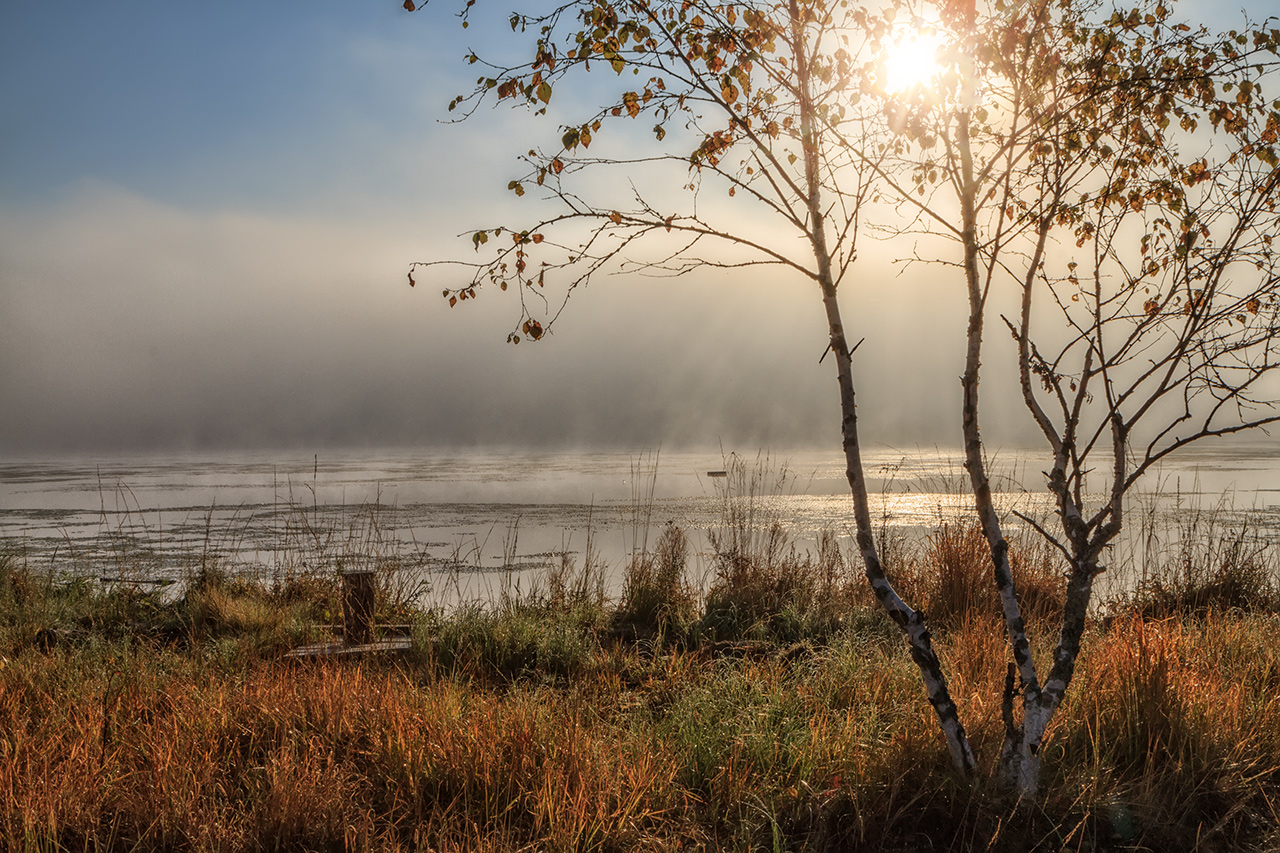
[1002,550,1101,794]
[790,0,976,779]
[1007,424,1123,796]
[954,114,1045,796]
[945,90,1036,792]
[946,0,1097,796]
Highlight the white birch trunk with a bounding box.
[790,0,976,779]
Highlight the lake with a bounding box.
[2,444,1278,604]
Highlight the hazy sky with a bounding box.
[0,0,1271,454]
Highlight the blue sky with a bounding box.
[3,0,1267,207]
[3,2,438,208]
[0,0,1274,452]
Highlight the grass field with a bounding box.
[2,497,1279,852]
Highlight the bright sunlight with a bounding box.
[883,28,943,93]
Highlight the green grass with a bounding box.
[2,508,1279,852]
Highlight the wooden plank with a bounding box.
[285,638,412,659]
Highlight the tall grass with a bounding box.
[3,466,1280,851]
[893,522,1067,631]
[1110,493,1280,620]
[699,454,860,644]
[614,521,699,641]
[7,594,1275,850]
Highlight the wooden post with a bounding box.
[342,570,376,646]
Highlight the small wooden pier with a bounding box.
[285,569,412,659]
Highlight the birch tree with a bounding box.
[871,0,1280,797]
[402,0,978,773]
[399,0,1280,800]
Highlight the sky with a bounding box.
[0,0,1272,454]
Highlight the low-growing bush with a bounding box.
[615,522,699,641]
[426,601,600,680]
[701,527,855,643]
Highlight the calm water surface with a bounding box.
[2,445,1277,601]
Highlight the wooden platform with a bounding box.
[285,638,413,659]
[284,570,413,659]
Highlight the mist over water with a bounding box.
[0,180,1024,455]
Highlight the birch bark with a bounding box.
[790,0,977,778]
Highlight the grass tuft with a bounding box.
[615,522,699,642]
[1110,496,1280,621]
[892,522,1066,633]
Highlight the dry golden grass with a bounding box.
[2,517,1279,851]
[1,655,699,851]
[895,523,1066,632]
[3,608,1278,851]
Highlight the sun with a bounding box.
[883,28,944,94]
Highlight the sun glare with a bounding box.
[883,29,943,93]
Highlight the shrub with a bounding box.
[615,522,698,641]
[428,603,597,680]
[701,527,854,643]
